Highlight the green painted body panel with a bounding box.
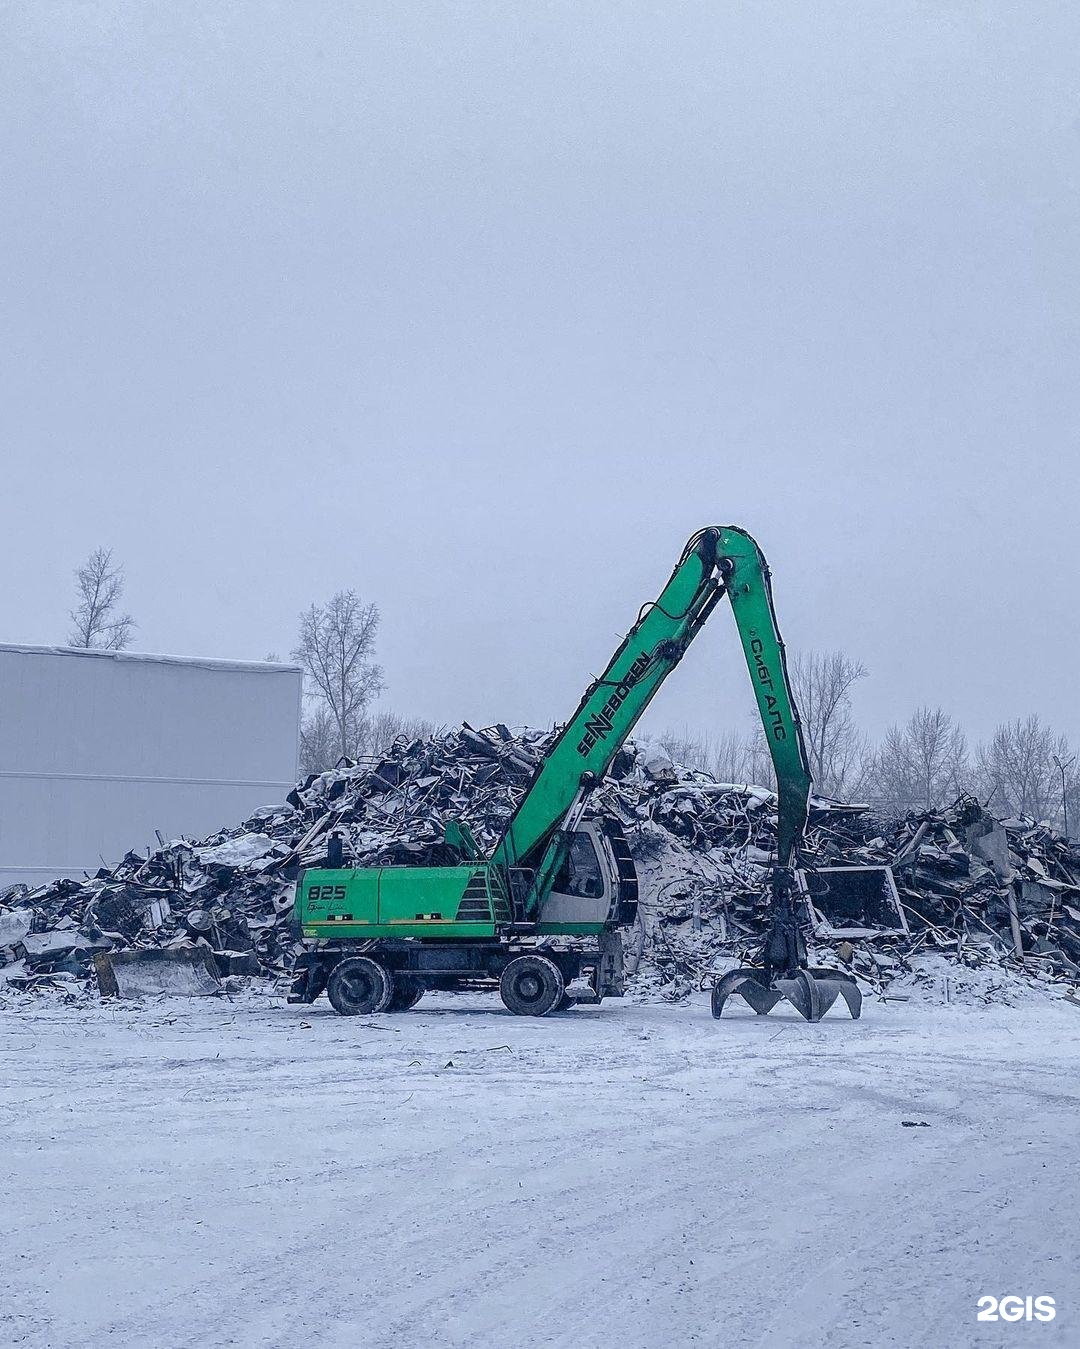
[717,528,812,864]
[297,864,502,940]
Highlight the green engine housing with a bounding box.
[297,862,512,941]
[295,819,637,941]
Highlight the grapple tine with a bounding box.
[711,867,862,1023]
[711,969,784,1018]
[771,970,836,1021]
[810,967,863,1020]
[711,967,862,1021]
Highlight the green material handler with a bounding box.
[290,527,861,1022]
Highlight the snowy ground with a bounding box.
[2,981,1078,1349]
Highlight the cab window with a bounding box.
[553,831,605,898]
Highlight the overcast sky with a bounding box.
[2,2,1078,750]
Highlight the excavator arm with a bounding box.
[491,526,812,889]
[487,524,861,1022]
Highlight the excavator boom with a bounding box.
[492,526,811,874]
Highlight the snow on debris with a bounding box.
[0,723,1078,1005]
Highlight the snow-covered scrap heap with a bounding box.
[632,778,1080,999]
[0,724,564,992]
[1,724,1079,999]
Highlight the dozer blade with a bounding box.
[94,947,222,999]
[712,966,861,1022]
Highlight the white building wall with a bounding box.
[0,645,302,888]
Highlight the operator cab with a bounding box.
[538,818,638,929]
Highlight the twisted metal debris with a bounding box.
[2,724,1078,1002]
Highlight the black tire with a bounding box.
[500,955,565,1017]
[327,957,392,1016]
[385,975,424,1012]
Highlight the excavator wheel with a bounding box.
[327,957,393,1016]
[385,975,425,1012]
[500,955,565,1017]
[712,967,862,1023]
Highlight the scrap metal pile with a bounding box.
[631,777,1080,1001]
[0,724,565,991]
[2,724,1079,1000]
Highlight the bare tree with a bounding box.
[292,590,384,762]
[654,726,715,775]
[789,650,869,799]
[640,651,871,801]
[975,716,1074,824]
[298,704,339,777]
[870,706,968,816]
[357,710,443,757]
[299,707,442,777]
[654,724,774,787]
[68,547,135,650]
[709,727,768,785]
[1058,756,1080,841]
